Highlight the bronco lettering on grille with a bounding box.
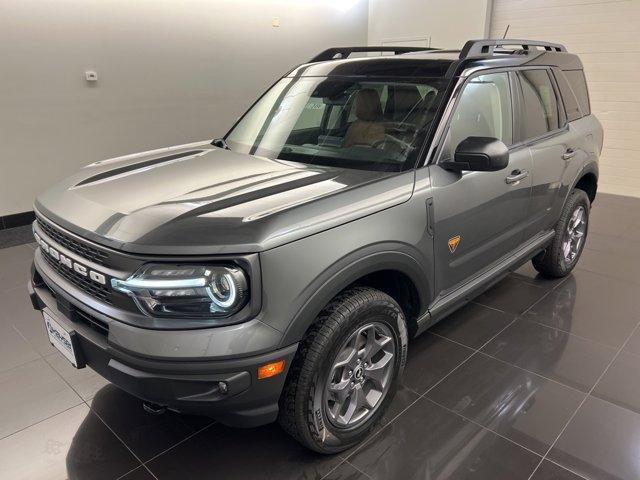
[34,232,107,286]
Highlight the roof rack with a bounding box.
[459,39,566,59]
[309,46,438,63]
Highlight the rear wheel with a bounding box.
[278,287,408,453]
[532,189,590,278]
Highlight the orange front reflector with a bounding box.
[257,360,285,380]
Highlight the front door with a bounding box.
[429,71,532,295]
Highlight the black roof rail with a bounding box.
[309,46,438,63]
[459,39,567,59]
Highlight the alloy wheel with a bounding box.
[324,322,395,428]
[562,205,587,265]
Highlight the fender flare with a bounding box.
[278,244,431,347]
[563,161,598,210]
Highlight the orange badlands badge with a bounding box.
[448,235,461,253]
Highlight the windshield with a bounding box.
[225,76,449,172]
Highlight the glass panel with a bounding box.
[519,70,559,139]
[294,100,326,130]
[226,76,449,172]
[554,69,582,122]
[440,72,512,162]
[564,70,591,116]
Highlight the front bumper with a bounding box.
[29,263,298,427]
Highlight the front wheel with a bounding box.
[278,287,408,453]
[532,189,590,278]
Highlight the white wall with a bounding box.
[368,0,492,49]
[0,0,369,216]
[490,0,640,198]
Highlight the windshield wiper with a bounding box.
[211,138,230,150]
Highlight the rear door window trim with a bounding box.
[510,66,568,149]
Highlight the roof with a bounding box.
[289,40,583,79]
[288,56,456,78]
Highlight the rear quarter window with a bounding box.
[564,70,591,116]
[553,69,582,122]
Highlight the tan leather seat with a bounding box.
[343,89,385,148]
[389,85,423,124]
[387,86,436,127]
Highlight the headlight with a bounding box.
[111,264,249,319]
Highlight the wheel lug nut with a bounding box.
[350,382,355,387]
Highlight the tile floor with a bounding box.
[1,193,639,479]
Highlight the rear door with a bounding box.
[514,68,579,237]
[429,71,533,294]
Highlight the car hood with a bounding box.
[35,143,414,254]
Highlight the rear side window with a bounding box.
[553,69,582,122]
[517,69,560,139]
[295,101,327,129]
[564,70,591,116]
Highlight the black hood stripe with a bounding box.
[159,170,313,206]
[75,150,205,187]
[170,171,338,222]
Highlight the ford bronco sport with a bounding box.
[29,40,602,453]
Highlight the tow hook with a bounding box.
[142,402,167,415]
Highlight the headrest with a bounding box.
[394,85,423,113]
[355,88,383,121]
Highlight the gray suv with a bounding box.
[28,40,602,453]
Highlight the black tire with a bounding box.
[532,189,590,278]
[278,287,408,454]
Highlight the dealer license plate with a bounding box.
[43,311,79,367]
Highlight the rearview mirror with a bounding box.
[443,136,509,172]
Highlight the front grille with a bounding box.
[74,309,109,336]
[37,278,110,337]
[37,218,109,266]
[42,251,113,305]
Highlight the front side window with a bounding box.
[518,69,560,139]
[439,72,513,162]
[225,77,448,172]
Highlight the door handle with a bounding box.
[505,169,529,184]
[562,148,577,160]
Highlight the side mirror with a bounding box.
[443,136,509,172]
